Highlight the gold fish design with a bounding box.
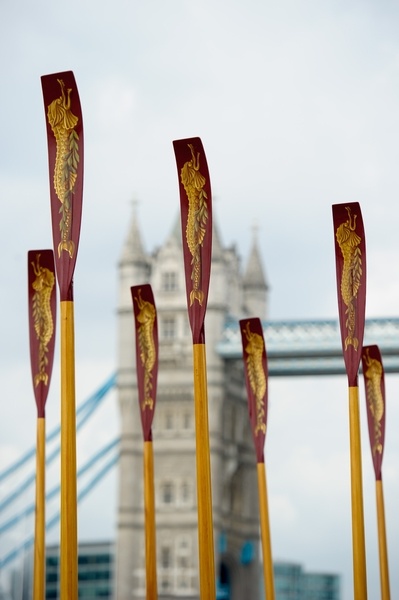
[363,348,384,455]
[180,144,208,306]
[31,253,55,386]
[47,78,80,258]
[335,206,362,350]
[244,321,266,435]
[134,289,156,410]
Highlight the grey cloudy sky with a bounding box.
[1,1,399,598]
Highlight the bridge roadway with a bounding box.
[217,317,399,376]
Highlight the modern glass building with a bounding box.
[45,541,113,600]
[272,561,340,600]
[303,572,340,600]
[274,562,302,599]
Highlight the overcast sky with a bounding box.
[1,1,399,598]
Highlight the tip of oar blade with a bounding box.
[361,344,385,480]
[239,317,268,463]
[131,284,158,441]
[332,202,366,386]
[173,137,212,344]
[41,71,84,301]
[27,250,57,416]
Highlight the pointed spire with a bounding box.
[243,224,268,290]
[212,216,224,261]
[168,213,183,246]
[119,199,147,265]
[242,225,269,320]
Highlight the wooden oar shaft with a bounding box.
[348,386,367,600]
[60,300,78,600]
[376,480,390,600]
[257,463,275,600]
[143,441,158,599]
[33,417,45,600]
[193,343,215,599]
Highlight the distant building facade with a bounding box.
[114,210,269,600]
[45,541,113,599]
[273,561,340,600]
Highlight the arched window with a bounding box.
[161,545,172,568]
[181,481,191,504]
[165,411,174,430]
[161,317,176,339]
[161,481,174,504]
[182,411,192,430]
[162,271,178,292]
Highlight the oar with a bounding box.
[332,202,367,599]
[239,318,275,600]
[131,284,159,599]
[28,250,57,600]
[361,345,390,600]
[173,137,215,599]
[41,71,84,600]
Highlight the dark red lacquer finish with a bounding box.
[173,137,212,345]
[28,250,57,417]
[41,71,84,301]
[131,284,159,442]
[362,345,386,481]
[332,202,366,387]
[240,318,268,463]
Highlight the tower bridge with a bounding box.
[115,207,399,600]
[4,210,397,598]
[218,316,399,376]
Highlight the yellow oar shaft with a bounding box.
[33,417,45,600]
[143,441,158,599]
[376,480,390,600]
[60,300,78,600]
[348,386,367,600]
[257,463,275,600]
[193,343,215,600]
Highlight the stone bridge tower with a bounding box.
[114,207,269,600]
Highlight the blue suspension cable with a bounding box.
[0,437,120,535]
[0,374,116,512]
[0,451,119,569]
[0,373,116,483]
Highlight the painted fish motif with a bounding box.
[180,144,208,306]
[244,321,266,435]
[336,206,362,350]
[47,78,79,258]
[134,288,156,410]
[31,253,55,386]
[363,348,384,455]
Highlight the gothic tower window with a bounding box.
[182,411,192,430]
[180,481,191,505]
[160,544,173,593]
[165,410,174,430]
[162,271,178,291]
[161,545,172,568]
[161,481,174,505]
[161,316,176,340]
[176,535,191,574]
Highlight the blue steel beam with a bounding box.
[218,317,399,376]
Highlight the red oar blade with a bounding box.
[28,250,57,417]
[332,202,366,386]
[131,284,159,441]
[41,71,84,301]
[173,137,212,344]
[240,318,268,463]
[361,345,386,480]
